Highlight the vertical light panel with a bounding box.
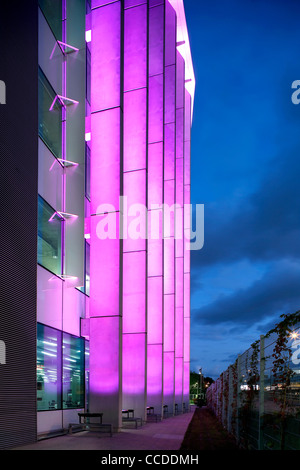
[163,0,176,414]
[89,0,122,430]
[122,2,147,421]
[174,48,185,412]
[147,0,165,415]
[183,88,192,405]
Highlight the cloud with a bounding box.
[192,260,300,328]
[191,147,300,272]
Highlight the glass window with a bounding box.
[38,67,62,159]
[86,45,91,105]
[37,324,62,411]
[39,0,62,41]
[85,342,90,411]
[38,195,62,276]
[62,334,85,409]
[85,143,91,201]
[85,241,90,297]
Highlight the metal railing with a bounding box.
[206,321,300,450]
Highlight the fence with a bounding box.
[206,313,300,450]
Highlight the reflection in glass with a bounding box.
[38,67,62,159]
[37,323,62,411]
[85,241,90,297]
[37,195,62,276]
[62,334,85,409]
[39,0,62,41]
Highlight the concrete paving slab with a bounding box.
[12,409,196,451]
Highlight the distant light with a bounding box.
[85,132,91,142]
[86,30,91,43]
[290,331,299,340]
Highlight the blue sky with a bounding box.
[184,0,300,378]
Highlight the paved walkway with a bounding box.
[13,410,196,451]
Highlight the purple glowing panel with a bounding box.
[92,0,118,7]
[164,123,175,181]
[164,237,175,295]
[90,108,121,213]
[91,2,121,112]
[163,351,175,399]
[147,276,163,345]
[148,74,164,144]
[175,357,183,398]
[123,333,146,395]
[164,180,175,238]
[175,158,184,256]
[125,0,147,7]
[148,210,163,277]
[148,142,163,208]
[185,90,192,141]
[124,4,147,91]
[147,344,163,397]
[176,108,184,159]
[184,273,190,317]
[89,316,120,395]
[149,0,164,7]
[164,65,176,125]
[123,251,146,334]
[184,362,190,397]
[175,205,183,258]
[184,242,191,274]
[149,4,164,76]
[184,185,190,228]
[176,51,185,110]
[90,214,120,317]
[123,169,147,253]
[165,0,176,67]
[184,141,191,186]
[175,306,183,357]
[163,294,175,352]
[124,89,147,172]
[175,257,184,307]
[184,316,190,361]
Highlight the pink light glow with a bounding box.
[147,344,163,398]
[90,108,121,213]
[123,251,146,334]
[124,3,147,91]
[164,294,175,352]
[123,334,146,395]
[147,276,163,345]
[89,316,121,395]
[148,75,164,144]
[91,2,121,112]
[123,89,147,173]
[163,351,175,399]
[90,215,120,317]
[168,0,195,119]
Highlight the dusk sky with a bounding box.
[184,0,300,379]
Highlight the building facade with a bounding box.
[0,0,194,448]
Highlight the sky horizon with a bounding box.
[184,0,300,379]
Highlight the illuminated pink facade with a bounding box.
[87,0,194,429]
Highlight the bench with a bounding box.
[163,405,169,418]
[146,406,161,423]
[68,412,113,437]
[122,409,143,429]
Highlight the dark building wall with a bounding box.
[0,1,38,449]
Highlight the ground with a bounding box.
[180,406,240,451]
